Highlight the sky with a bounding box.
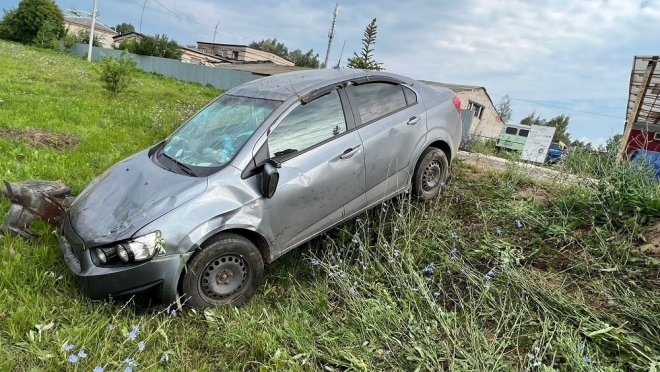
[6,0,660,147]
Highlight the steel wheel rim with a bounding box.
[422,160,443,192]
[199,254,251,302]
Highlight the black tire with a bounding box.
[182,233,264,308]
[412,147,449,201]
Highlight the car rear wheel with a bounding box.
[182,233,264,308]
[412,147,448,201]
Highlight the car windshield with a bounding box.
[160,94,281,170]
[549,143,562,150]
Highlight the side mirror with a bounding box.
[260,162,279,198]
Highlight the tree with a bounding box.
[496,94,512,124]
[71,28,100,47]
[249,38,289,58]
[249,38,320,68]
[520,111,546,126]
[604,133,622,154]
[288,48,320,68]
[546,114,571,144]
[346,18,384,71]
[0,0,65,45]
[98,50,138,96]
[114,22,134,35]
[119,34,182,60]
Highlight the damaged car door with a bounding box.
[261,87,366,257]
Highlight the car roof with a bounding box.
[226,68,413,101]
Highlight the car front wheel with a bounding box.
[412,147,448,201]
[182,233,264,308]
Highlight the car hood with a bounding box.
[548,149,562,157]
[69,149,208,247]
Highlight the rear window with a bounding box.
[352,82,407,124]
[519,129,530,137]
[505,127,517,135]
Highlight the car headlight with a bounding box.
[95,231,163,264]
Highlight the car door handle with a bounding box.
[339,144,361,159]
[407,116,421,125]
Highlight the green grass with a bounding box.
[2,40,660,371]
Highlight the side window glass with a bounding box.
[268,89,347,160]
[519,129,530,137]
[505,127,518,135]
[352,83,407,124]
[403,86,417,105]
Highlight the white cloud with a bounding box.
[578,136,607,148]
[32,0,660,142]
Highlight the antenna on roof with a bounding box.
[334,40,345,69]
[322,4,338,69]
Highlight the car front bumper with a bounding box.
[58,215,185,306]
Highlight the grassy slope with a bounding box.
[1,41,660,371]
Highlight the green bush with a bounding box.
[98,51,138,96]
[0,0,66,45]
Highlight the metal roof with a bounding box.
[64,16,116,34]
[626,56,660,127]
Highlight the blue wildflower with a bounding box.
[383,242,390,248]
[392,249,399,257]
[78,349,87,358]
[68,354,79,364]
[433,291,440,297]
[352,236,359,244]
[582,355,592,364]
[388,259,394,263]
[125,358,137,367]
[496,228,502,236]
[484,283,491,290]
[129,325,140,340]
[359,245,365,252]
[385,305,392,310]
[64,342,75,352]
[404,189,410,195]
[532,361,541,367]
[423,213,429,219]
[356,218,362,223]
[451,232,458,239]
[527,353,535,360]
[534,346,540,353]
[160,353,170,362]
[515,219,523,228]
[393,227,399,232]
[423,263,435,274]
[311,259,320,266]
[124,367,133,372]
[108,323,114,331]
[340,273,347,279]
[170,309,177,317]
[412,287,419,292]
[440,182,446,187]
[138,341,146,351]
[607,299,614,306]
[94,366,104,372]
[384,349,392,356]
[349,288,355,295]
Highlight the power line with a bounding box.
[115,0,257,41]
[490,93,625,120]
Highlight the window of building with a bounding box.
[654,132,660,141]
[351,83,407,124]
[505,127,518,135]
[222,50,228,57]
[468,101,485,119]
[232,51,239,59]
[201,48,207,53]
[268,90,347,161]
[519,129,530,137]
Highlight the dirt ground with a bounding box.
[0,128,79,150]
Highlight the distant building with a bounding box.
[64,16,118,49]
[420,81,503,140]
[195,42,295,66]
[112,32,145,48]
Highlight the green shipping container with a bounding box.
[496,124,531,152]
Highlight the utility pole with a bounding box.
[322,4,338,69]
[213,22,219,44]
[87,0,98,62]
[139,0,147,32]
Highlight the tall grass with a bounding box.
[1,40,660,371]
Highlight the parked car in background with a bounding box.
[546,141,568,164]
[58,68,463,309]
[495,124,531,153]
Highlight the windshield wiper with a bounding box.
[160,152,197,177]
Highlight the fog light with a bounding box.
[95,248,107,264]
[116,244,132,262]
